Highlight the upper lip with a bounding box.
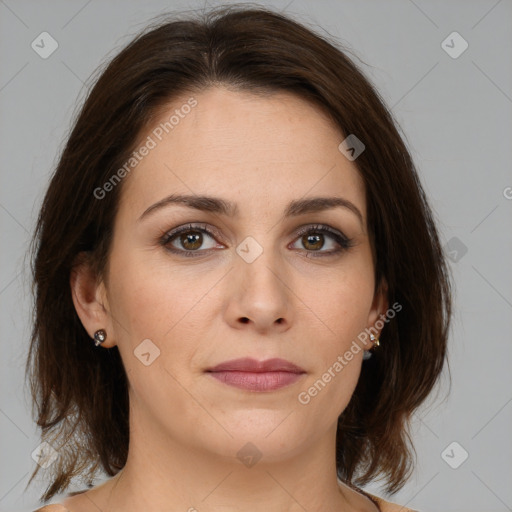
[206,357,305,373]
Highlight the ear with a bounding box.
[366,276,389,338]
[70,253,117,348]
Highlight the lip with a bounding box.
[206,357,305,373]
[205,358,306,391]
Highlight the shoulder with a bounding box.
[365,491,419,512]
[33,505,71,512]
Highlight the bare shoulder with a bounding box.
[32,493,86,512]
[33,505,71,512]
[365,491,419,512]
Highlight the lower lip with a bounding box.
[207,371,304,391]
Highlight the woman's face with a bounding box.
[82,87,387,464]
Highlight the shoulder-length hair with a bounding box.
[26,4,453,502]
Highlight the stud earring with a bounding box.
[93,329,107,347]
[363,333,380,360]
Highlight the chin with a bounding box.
[197,415,313,466]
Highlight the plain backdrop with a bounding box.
[1,1,511,511]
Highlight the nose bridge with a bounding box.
[229,233,292,327]
[235,233,284,291]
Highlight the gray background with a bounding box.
[1,1,511,511]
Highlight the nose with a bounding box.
[224,246,293,334]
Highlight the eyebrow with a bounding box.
[138,193,364,226]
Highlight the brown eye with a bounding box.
[177,231,203,251]
[291,224,353,257]
[301,233,325,251]
[161,224,221,257]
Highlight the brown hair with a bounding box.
[26,4,453,502]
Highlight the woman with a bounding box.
[26,5,452,512]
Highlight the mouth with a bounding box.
[205,357,306,392]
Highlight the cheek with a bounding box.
[105,253,205,419]
[107,247,199,339]
[310,259,375,348]
[296,288,368,426]
[106,247,218,382]
[298,258,374,407]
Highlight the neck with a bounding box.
[83,400,361,512]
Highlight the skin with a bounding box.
[70,86,388,512]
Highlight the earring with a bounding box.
[93,329,107,347]
[363,333,380,360]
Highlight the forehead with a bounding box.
[120,87,366,223]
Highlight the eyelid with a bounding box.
[159,223,225,247]
[292,223,354,252]
[294,223,348,241]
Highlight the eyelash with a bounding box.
[159,223,354,258]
